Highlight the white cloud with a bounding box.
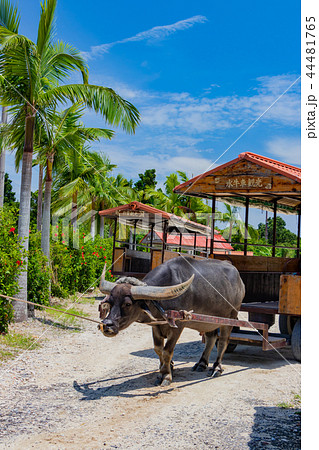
[83,15,208,60]
[265,136,301,165]
[139,73,301,132]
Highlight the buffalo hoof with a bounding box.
[155,375,172,386]
[192,361,207,372]
[207,364,224,378]
[160,378,172,387]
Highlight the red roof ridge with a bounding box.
[174,152,301,192]
[239,151,301,173]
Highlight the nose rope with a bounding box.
[0,294,101,324]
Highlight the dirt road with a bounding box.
[0,300,301,449]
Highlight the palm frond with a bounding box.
[36,0,57,57]
[41,84,140,133]
[0,0,20,33]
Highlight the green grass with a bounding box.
[0,331,40,362]
[277,392,301,409]
[77,296,96,305]
[43,303,89,328]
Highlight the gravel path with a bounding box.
[0,300,301,449]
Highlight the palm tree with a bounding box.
[0,0,20,208]
[153,172,212,223]
[217,204,241,243]
[0,0,139,321]
[38,103,114,260]
[52,145,103,234]
[82,151,116,240]
[89,172,136,238]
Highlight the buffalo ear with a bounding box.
[98,297,111,320]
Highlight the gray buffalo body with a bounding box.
[100,256,245,385]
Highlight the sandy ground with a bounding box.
[0,298,301,449]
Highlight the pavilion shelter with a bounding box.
[99,201,225,278]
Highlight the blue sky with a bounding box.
[6,0,301,230]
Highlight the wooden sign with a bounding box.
[214,176,272,190]
[119,211,145,218]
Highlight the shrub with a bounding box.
[0,206,25,333]
[50,231,114,297]
[28,232,51,306]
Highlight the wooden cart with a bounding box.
[173,152,301,361]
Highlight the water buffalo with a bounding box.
[99,256,245,386]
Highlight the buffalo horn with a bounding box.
[99,264,117,294]
[131,274,195,301]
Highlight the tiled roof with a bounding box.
[141,230,233,250]
[238,152,301,182]
[174,152,301,193]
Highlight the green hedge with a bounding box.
[0,207,25,333]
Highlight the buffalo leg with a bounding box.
[208,325,232,377]
[152,327,164,369]
[193,330,218,372]
[156,328,183,386]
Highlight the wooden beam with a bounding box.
[244,197,250,255]
[161,220,168,263]
[150,223,154,250]
[272,199,278,257]
[111,218,117,270]
[210,196,216,255]
[297,208,301,258]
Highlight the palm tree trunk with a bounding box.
[37,163,43,231]
[0,106,8,208]
[228,220,233,243]
[90,196,96,240]
[41,154,54,260]
[71,191,77,235]
[99,201,105,237]
[15,114,35,322]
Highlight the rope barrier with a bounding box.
[0,293,101,325]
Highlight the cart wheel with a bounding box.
[279,315,298,336]
[291,318,301,362]
[279,314,290,335]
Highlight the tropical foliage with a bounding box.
[0,0,300,335]
[0,0,139,323]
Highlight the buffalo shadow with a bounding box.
[73,339,299,402]
[131,338,299,372]
[248,406,301,449]
[72,361,249,402]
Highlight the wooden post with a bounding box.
[272,199,278,257]
[111,217,117,270]
[244,197,249,256]
[179,230,182,253]
[205,233,208,257]
[193,232,197,256]
[150,223,154,251]
[161,220,168,263]
[296,208,301,258]
[133,219,137,250]
[210,196,216,256]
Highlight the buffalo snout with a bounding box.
[99,319,119,337]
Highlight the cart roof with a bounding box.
[173,152,301,215]
[99,201,212,235]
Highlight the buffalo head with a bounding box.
[98,265,194,337]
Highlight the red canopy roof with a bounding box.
[173,152,301,193]
[141,230,233,251]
